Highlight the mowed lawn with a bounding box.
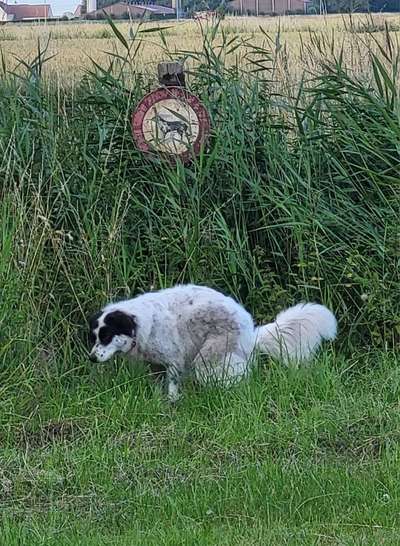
[1,351,400,545]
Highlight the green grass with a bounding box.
[1,352,400,545]
[0,19,399,544]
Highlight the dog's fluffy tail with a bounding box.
[255,303,337,365]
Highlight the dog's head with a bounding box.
[88,309,136,363]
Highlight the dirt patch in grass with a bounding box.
[316,433,387,459]
[18,420,84,448]
[315,418,400,460]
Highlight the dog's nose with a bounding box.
[88,353,98,363]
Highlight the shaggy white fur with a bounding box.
[88,284,337,402]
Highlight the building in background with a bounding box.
[87,0,96,12]
[76,0,175,18]
[87,1,175,17]
[0,1,52,21]
[227,0,306,13]
[61,10,76,17]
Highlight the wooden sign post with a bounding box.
[157,61,186,88]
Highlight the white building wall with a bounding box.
[86,0,97,13]
[0,5,15,20]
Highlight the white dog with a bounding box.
[88,284,337,402]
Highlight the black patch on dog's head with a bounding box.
[104,310,136,334]
[88,311,102,347]
[88,311,101,330]
[98,310,136,346]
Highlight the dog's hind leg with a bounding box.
[166,364,184,403]
[193,345,249,387]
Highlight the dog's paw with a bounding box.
[167,391,181,404]
[167,382,181,404]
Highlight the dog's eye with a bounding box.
[98,327,114,345]
[99,332,113,345]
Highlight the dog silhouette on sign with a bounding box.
[153,113,189,141]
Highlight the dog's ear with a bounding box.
[104,310,136,336]
[88,311,102,329]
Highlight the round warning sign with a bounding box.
[131,87,210,162]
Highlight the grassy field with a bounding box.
[0,14,399,545]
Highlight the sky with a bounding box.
[50,0,79,15]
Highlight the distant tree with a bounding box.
[370,0,400,10]
[308,0,400,12]
[183,0,226,15]
[328,0,369,11]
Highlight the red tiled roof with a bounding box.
[141,4,175,15]
[0,2,53,19]
[89,2,175,16]
[137,3,175,13]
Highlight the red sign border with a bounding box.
[131,86,210,163]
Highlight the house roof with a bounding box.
[135,3,175,13]
[88,2,175,15]
[0,1,52,19]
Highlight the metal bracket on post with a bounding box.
[157,62,186,88]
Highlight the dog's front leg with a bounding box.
[166,364,183,403]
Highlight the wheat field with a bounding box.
[1,13,400,85]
